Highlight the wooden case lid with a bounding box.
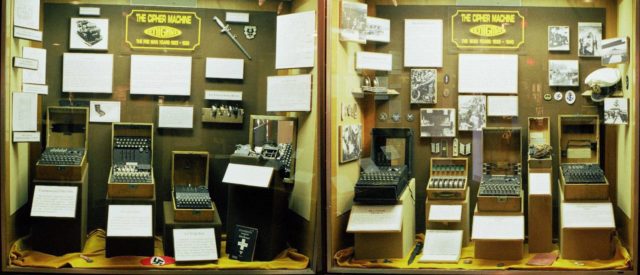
[46,106,89,149]
[171,151,210,188]
[482,127,522,165]
[558,115,599,164]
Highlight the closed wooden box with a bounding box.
[35,107,89,181]
[105,195,156,258]
[426,157,468,200]
[528,117,552,168]
[527,168,553,253]
[478,127,522,212]
[172,151,215,222]
[107,123,155,198]
[472,205,524,260]
[425,188,470,246]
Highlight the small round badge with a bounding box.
[443,88,450,97]
[406,113,415,122]
[554,91,563,101]
[378,112,388,121]
[544,93,553,101]
[565,90,576,104]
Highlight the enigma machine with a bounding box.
[107,123,155,198]
[354,128,413,204]
[477,127,523,212]
[171,151,215,222]
[427,158,468,200]
[35,107,89,181]
[558,115,609,200]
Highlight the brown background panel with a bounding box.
[40,3,278,234]
[374,5,606,235]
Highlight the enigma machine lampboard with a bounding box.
[107,123,155,198]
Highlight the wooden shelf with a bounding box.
[352,88,399,100]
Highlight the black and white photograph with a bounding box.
[340,124,362,163]
[458,95,486,131]
[366,16,390,43]
[578,22,602,57]
[411,69,437,104]
[549,60,579,86]
[604,98,628,125]
[339,1,367,43]
[548,26,570,51]
[601,37,629,65]
[420,108,456,137]
[69,18,109,50]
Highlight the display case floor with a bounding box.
[334,234,631,271]
[9,229,309,270]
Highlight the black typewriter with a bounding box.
[112,137,152,183]
[38,147,85,166]
[561,164,606,184]
[479,163,522,196]
[174,185,213,209]
[261,143,293,178]
[354,165,409,204]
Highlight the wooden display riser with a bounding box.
[162,201,222,257]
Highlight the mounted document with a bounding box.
[487,96,519,117]
[12,92,38,132]
[62,53,113,93]
[173,228,218,262]
[30,185,78,218]
[206,58,244,79]
[266,74,312,112]
[22,47,46,85]
[420,230,463,263]
[276,11,315,69]
[130,55,192,96]
[107,205,153,237]
[222,163,274,188]
[355,52,392,71]
[458,54,518,94]
[158,106,194,129]
[404,19,443,68]
[346,204,403,233]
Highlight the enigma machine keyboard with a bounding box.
[561,164,606,184]
[478,175,521,196]
[354,165,409,204]
[174,185,213,209]
[38,147,85,166]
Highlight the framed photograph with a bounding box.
[549,60,579,87]
[578,22,602,57]
[601,37,629,65]
[604,98,629,125]
[548,26,570,51]
[458,95,486,131]
[420,108,456,138]
[69,18,109,50]
[339,124,362,163]
[411,69,437,104]
[339,1,367,43]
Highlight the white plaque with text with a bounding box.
[459,54,518,94]
[14,26,43,41]
[356,52,392,71]
[13,131,41,142]
[226,12,249,23]
[562,202,614,228]
[173,228,218,262]
[404,19,443,67]
[223,163,274,188]
[276,11,316,69]
[266,74,312,112]
[206,58,244,79]
[107,205,153,237]
[13,0,40,30]
[205,90,242,101]
[30,185,78,218]
[63,53,113,93]
[79,7,101,16]
[131,55,192,96]
[347,204,403,232]
[22,47,47,85]
[158,105,194,129]
[23,83,48,94]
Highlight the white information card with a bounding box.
[222,163,274,188]
[355,52,392,71]
[472,215,524,240]
[428,204,462,222]
[404,19,443,68]
[173,228,219,262]
[419,230,463,263]
[346,204,403,233]
[459,54,518,94]
[130,55,192,96]
[12,92,38,132]
[30,185,78,218]
[205,58,244,79]
[266,74,312,112]
[276,11,315,69]
[562,202,615,228]
[62,53,113,93]
[22,47,46,85]
[107,205,153,237]
[13,0,40,30]
[529,172,552,195]
[158,106,194,129]
[487,96,519,117]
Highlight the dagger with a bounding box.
[212,16,252,60]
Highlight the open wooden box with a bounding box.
[426,157,468,200]
[478,127,522,212]
[107,123,155,198]
[35,107,89,181]
[558,115,609,200]
[528,117,552,168]
[172,151,215,222]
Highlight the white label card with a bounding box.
[13,131,40,142]
[205,90,242,101]
[130,55,192,96]
[12,92,38,132]
[276,11,315,69]
[158,106,194,129]
[346,204,403,233]
[472,215,524,240]
[22,47,47,84]
[22,83,48,94]
[404,19,443,67]
[13,57,38,70]
[173,228,218,262]
[223,163,274,188]
[30,185,78,218]
[79,7,101,16]
[107,205,153,237]
[226,12,249,23]
[459,54,518,94]
[266,74,312,112]
[90,101,121,123]
[63,53,113,93]
[205,58,244,79]
[355,52,392,71]
[562,202,615,228]
[13,0,40,30]
[366,17,390,43]
[487,96,519,117]
[428,204,462,222]
[419,230,463,263]
[529,172,551,195]
[14,26,43,41]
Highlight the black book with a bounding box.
[228,225,258,262]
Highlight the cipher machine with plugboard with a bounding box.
[354,165,409,204]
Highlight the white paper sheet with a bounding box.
[107,205,153,237]
[458,54,518,94]
[13,0,40,30]
[13,57,38,70]
[30,185,78,218]
[472,215,524,240]
[487,96,518,117]
[428,204,462,222]
[158,106,193,129]
[562,202,615,228]
[222,163,274,188]
[130,55,191,96]
[366,17,390,43]
[12,92,37,132]
[205,58,244,79]
[355,52,392,71]
[173,228,218,262]
[276,11,315,69]
[419,230,463,263]
[225,12,249,23]
[13,26,42,41]
[13,132,40,142]
[90,101,121,123]
[529,172,551,195]
[404,19,443,68]
[266,74,312,112]
[346,204,403,233]
[62,53,113,93]
[22,47,46,85]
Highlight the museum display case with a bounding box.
[1,0,323,273]
[327,0,638,273]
